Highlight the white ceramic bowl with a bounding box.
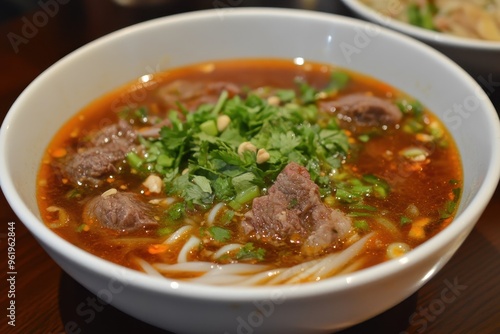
[341,0,500,77]
[1,8,499,334]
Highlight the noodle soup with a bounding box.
[36,59,462,285]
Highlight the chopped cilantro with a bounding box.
[358,134,370,142]
[165,202,185,221]
[220,210,235,225]
[354,220,370,232]
[439,200,457,219]
[275,89,295,103]
[118,106,149,124]
[400,216,412,225]
[127,78,352,210]
[76,224,88,233]
[326,71,350,92]
[192,175,212,194]
[65,188,82,199]
[208,226,231,242]
[296,78,317,104]
[158,225,180,237]
[439,187,461,219]
[236,243,266,261]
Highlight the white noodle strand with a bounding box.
[143,233,374,285]
[212,243,244,260]
[154,262,219,273]
[163,225,193,245]
[207,202,225,225]
[290,233,373,283]
[266,258,323,285]
[177,236,201,263]
[336,258,366,275]
[203,263,270,276]
[187,265,277,285]
[267,233,373,285]
[232,269,284,286]
[135,258,164,277]
[188,274,250,285]
[284,255,340,284]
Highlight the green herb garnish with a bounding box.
[236,243,266,261]
[130,80,351,209]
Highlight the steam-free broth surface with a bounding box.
[37,59,462,285]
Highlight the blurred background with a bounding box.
[0,0,344,24]
[1,0,39,23]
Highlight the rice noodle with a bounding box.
[233,269,284,286]
[212,243,244,260]
[267,232,372,285]
[336,258,367,275]
[284,255,340,284]
[207,202,225,225]
[203,263,270,276]
[188,265,278,285]
[154,262,219,273]
[265,258,324,285]
[188,274,252,285]
[163,225,193,245]
[135,258,164,277]
[288,233,372,284]
[177,236,201,263]
[143,233,373,285]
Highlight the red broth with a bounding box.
[36,59,462,284]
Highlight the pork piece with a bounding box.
[242,162,352,255]
[320,93,402,126]
[58,120,137,186]
[83,190,157,232]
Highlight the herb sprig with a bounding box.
[127,74,351,209]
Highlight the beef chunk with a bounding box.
[320,93,402,126]
[242,162,352,255]
[58,120,137,186]
[87,119,137,147]
[158,80,240,111]
[83,190,157,232]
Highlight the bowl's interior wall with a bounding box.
[4,10,495,227]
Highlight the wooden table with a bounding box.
[1,1,498,333]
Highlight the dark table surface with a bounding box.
[0,1,499,333]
